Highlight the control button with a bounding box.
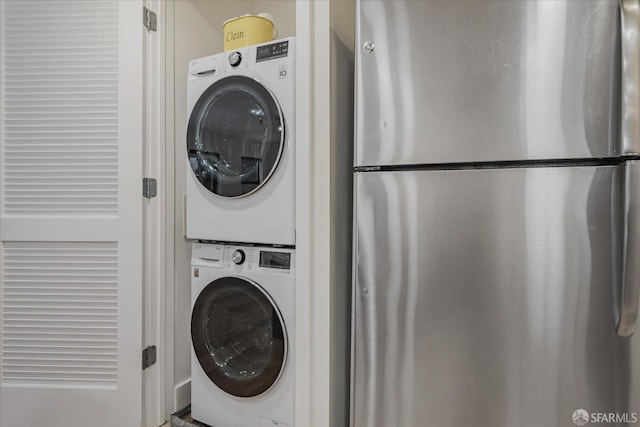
[229,51,242,67]
[279,65,288,79]
[232,249,246,265]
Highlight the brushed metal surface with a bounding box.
[621,0,640,155]
[355,0,621,166]
[618,161,640,336]
[353,166,640,427]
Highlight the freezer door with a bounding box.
[353,166,640,427]
[355,0,621,166]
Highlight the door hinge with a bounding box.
[142,345,157,369]
[143,6,157,32]
[143,177,157,198]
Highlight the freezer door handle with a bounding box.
[620,0,640,155]
[618,161,640,337]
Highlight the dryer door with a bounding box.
[191,277,287,397]
[187,75,285,198]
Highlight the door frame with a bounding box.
[150,2,353,426]
[153,1,318,421]
[143,0,169,425]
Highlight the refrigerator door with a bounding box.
[353,165,640,427]
[355,0,621,166]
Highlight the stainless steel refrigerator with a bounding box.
[352,1,640,426]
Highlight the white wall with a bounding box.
[329,3,355,426]
[293,2,356,426]
[170,0,296,413]
[172,1,219,411]
[252,0,296,38]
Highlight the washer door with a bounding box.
[187,75,285,198]
[191,277,287,397]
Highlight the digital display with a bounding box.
[256,41,289,63]
[259,251,291,270]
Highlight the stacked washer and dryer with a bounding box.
[186,37,296,427]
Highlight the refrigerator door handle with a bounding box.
[618,161,640,337]
[620,0,640,155]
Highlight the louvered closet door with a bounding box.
[0,2,142,427]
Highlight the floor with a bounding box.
[166,406,209,427]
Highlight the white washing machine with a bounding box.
[190,242,295,427]
[186,37,295,245]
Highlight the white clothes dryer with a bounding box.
[186,37,295,245]
[190,242,295,427]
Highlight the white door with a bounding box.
[0,1,143,426]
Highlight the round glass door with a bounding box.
[187,75,285,198]
[191,277,287,397]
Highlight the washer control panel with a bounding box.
[258,250,291,270]
[222,245,294,275]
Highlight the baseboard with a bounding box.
[174,378,191,412]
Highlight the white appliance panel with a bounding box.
[191,243,295,427]
[186,37,296,245]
